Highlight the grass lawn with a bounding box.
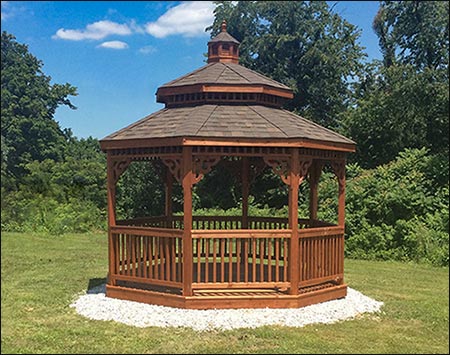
[1,232,448,354]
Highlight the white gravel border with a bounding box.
[70,284,383,331]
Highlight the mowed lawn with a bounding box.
[1,232,448,354]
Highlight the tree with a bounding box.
[343,1,449,167]
[207,1,366,129]
[373,1,449,70]
[1,31,77,188]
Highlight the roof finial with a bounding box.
[221,20,227,32]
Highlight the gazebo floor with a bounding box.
[106,278,347,309]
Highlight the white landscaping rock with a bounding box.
[70,284,384,331]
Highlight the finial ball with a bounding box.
[221,20,227,32]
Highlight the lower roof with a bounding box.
[100,104,355,150]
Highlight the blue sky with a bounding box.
[1,1,382,140]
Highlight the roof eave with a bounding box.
[99,136,355,153]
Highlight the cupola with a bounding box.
[207,20,240,64]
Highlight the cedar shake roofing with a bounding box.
[101,104,355,145]
[159,62,291,91]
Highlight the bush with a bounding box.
[344,148,449,266]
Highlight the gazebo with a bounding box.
[99,21,356,309]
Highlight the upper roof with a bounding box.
[158,62,292,91]
[208,30,240,44]
[101,104,355,146]
[100,21,356,151]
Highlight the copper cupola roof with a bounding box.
[100,21,355,151]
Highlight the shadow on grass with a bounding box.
[87,277,107,294]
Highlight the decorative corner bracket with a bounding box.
[161,156,183,183]
[263,156,291,185]
[330,160,346,189]
[110,158,132,186]
[192,156,221,184]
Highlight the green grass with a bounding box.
[1,232,448,354]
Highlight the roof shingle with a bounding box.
[101,104,355,145]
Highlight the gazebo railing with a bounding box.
[298,226,344,287]
[109,225,184,289]
[110,217,344,293]
[191,229,291,289]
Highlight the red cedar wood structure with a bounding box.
[99,21,356,309]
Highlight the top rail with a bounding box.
[191,229,292,238]
[110,225,184,237]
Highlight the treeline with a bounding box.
[1,1,448,266]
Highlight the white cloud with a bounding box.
[145,1,215,38]
[1,1,10,20]
[97,41,129,49]
[53,20,132,41]
[1,1,27,21]
[139,45,157,54]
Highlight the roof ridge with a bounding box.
[214,63,228,84]
[281,109,356,144]
[247,105,288,137]
[195,104,219,135]
[223,63,251,83]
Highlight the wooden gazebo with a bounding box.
[99,21,356,309]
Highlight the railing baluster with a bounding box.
[220,238,225,282]
[259,238,264,282]
[197,239,201,283]
[252,238,257,282]
[283,238,288,281]
[267,238,272,282]
[228,238,233,282]
[212,238,217,283]
[275,238,280,282]
[205,238,210,283]
[236,238,241,282]
[120,234,125,274]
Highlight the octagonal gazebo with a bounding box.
[99,21,355,309]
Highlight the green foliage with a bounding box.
[1,137,107,234]
[208,1,366,128]
[1,194,105,234]
[344,1,449,168]
[1,31,77,185]
[116,162,165,219]
[344,148,449,266]
[342,63,449,167]
[373,1,449,70]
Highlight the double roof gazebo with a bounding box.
[99,22,355,309]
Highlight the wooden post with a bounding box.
[241,157,249,229]
[106,152,117,286]
[309,161,321,225]
[288,148,300,295]
[165,166,173,226]
[182,146,193,296]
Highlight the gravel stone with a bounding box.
[70,284,383,331]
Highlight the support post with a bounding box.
[241,157,249,229]
[288,148,300,295]
[182,147,193,296]
[165,165,173,226]
[106,152,117,286]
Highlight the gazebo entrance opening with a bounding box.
[100,21,355,309]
